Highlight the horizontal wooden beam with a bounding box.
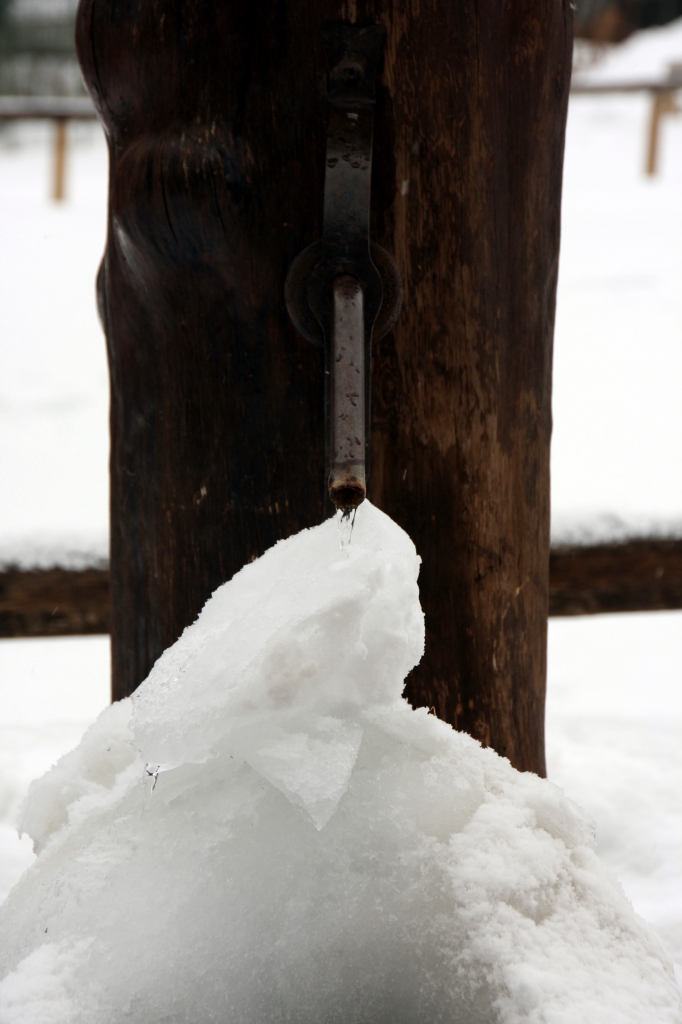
[548,538,682,616]
[2,538,681,639]
[0,566,110,638]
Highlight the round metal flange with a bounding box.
[285,241,402,347]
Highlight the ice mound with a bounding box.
[0,504,680,1024]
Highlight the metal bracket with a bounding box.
[285,23,402,511]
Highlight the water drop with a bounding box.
[336,507,357,550]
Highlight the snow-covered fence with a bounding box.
[571,65,682,174]
[0,95,98,199]
[2,537,682,639]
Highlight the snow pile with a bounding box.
[0,505,680,1024]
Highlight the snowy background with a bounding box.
[0,18,681,969]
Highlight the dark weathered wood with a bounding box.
[0,566,110,638]
[549,539,682,616]
[76,0,572,775]
[368,7,572,776]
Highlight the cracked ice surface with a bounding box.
[0,504,680,1023]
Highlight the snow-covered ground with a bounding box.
[546,613,682,962]
[0,18,681,979]
[0,636,110,903]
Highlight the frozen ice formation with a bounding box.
[0,503,680,1023]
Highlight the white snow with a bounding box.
[0,637,111,903]
[0,121,108,562]
[553,90,682,525]
[0,504,680,1023]
[546,612,682,964]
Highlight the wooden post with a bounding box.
[647,92,664,176]
[77,0,572,776]
[646,89,677,176]
[52,118,67,201]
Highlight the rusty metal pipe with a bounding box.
[329,275,366,509]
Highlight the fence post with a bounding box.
[52,117,68,201]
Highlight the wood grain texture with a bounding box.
[368,7,572,775]
[76,0,572,774]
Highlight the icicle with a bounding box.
[336,507,357,550]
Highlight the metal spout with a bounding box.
[329,275,366,510]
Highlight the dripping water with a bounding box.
[336,507,357,550]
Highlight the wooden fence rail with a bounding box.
[570,80,681,94]
[2,539,681,639]
[0,565,110,637]
[549,538,682,616]
[0,96,97,119]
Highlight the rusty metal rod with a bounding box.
[329,275,366,509]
